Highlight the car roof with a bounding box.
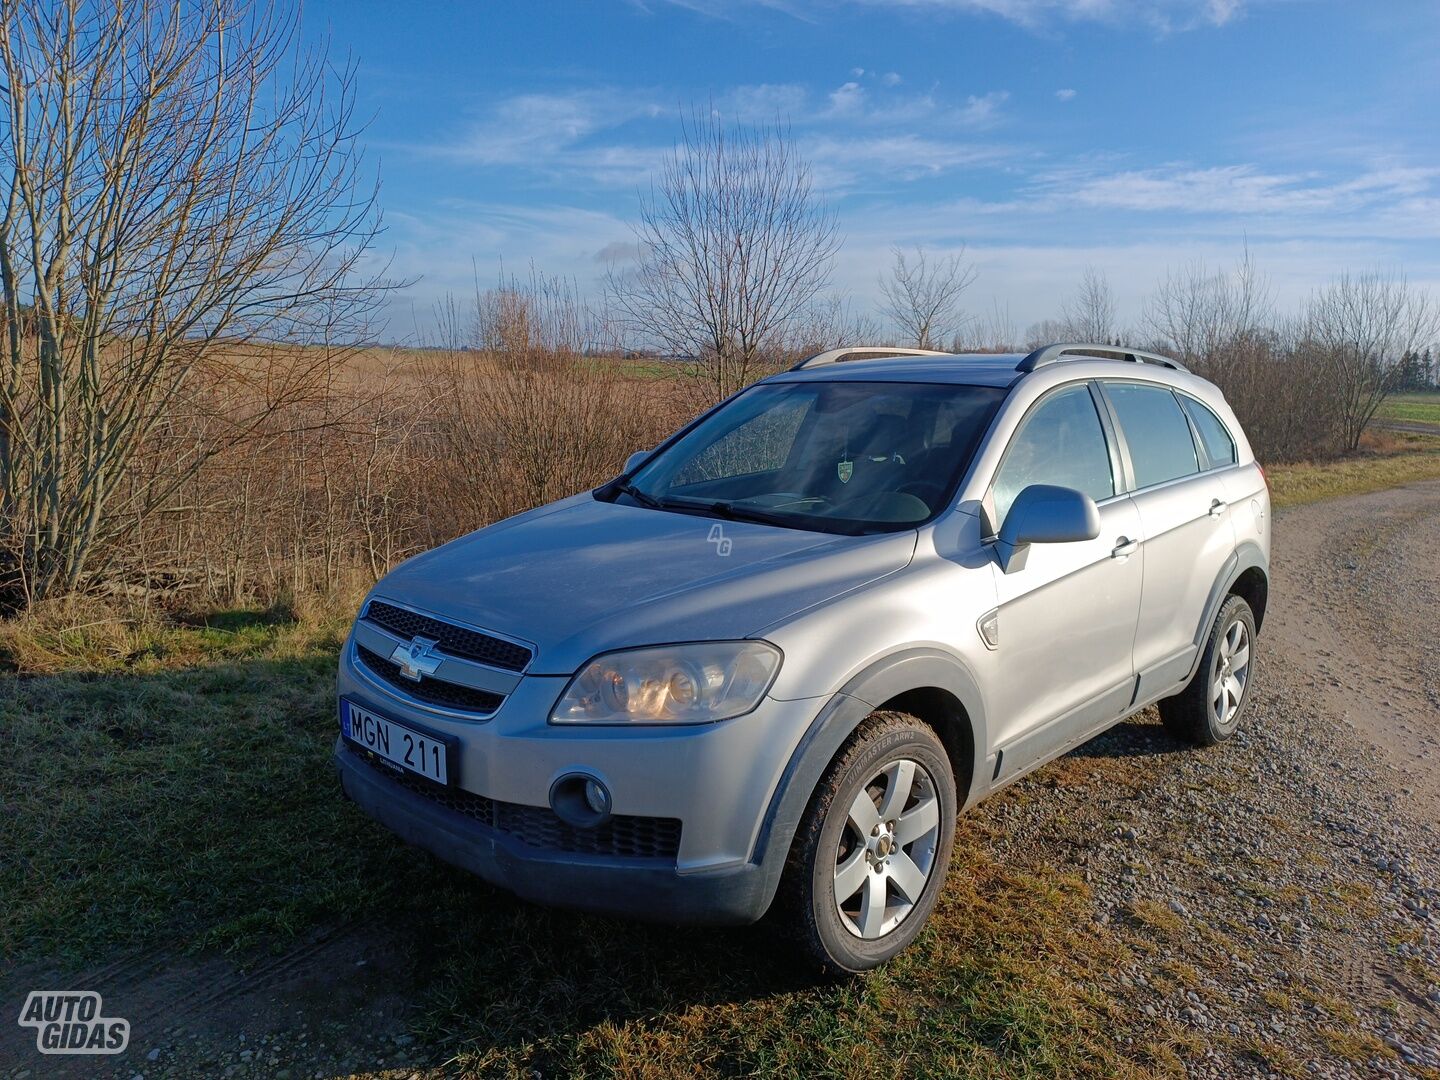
[767,353,1028,388]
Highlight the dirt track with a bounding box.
[3,481,1439,1078]
[1269,479,1440,818]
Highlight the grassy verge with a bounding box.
[1265,435,1440,509]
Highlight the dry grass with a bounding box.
[1,602,1178,1078]
[13,322,1429,617]
[1265,435,1440,509]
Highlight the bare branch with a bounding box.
[606,109,839,404]
[0,0,395,605]
[878,245,976,350]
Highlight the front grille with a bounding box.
[356,644,505,714]
[349,746,682,862]
[363,601,532,672]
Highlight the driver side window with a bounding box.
[990,384,1114,531]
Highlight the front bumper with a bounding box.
[337,637,819,870]
[335,635,827,923]
[335,739,772,924]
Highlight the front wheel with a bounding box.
[1159,594,1257,746]
[782,712,956,974]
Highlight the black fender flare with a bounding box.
[743,648,988,915]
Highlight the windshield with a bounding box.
[605,380,1007,534]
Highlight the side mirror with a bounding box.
[995,484,1101,574]
[623,450,649,474]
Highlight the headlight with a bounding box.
[551,641,782,725]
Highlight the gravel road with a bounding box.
[4,481,1438,1079]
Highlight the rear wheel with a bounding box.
[783,712,956,974]
[1160,594,1257,746]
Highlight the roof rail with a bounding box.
[1018,342,1187,373]
[790,346,952,371]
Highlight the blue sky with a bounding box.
[306,0,1440,342]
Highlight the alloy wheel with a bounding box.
[1211,619,1251,726]
[833,758,941,939]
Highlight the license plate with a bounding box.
[341,700,452,785]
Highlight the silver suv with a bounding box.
[334,342,1270,972]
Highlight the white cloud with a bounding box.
[729,82,810,117]
[960,90,1011,127]
[1204,0,1241,24]
[397,88,667,186]
[802,133,1018,189]
[828,81,867,114]
[660,0,1251,32]
[1035,163,1440,220]
[593,240,645,265]
[395,78,1021,196]
[882,71,903,86]
[1055,87,1078,101]
[816,79,1010,130]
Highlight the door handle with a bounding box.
[1208,498,1228,517]
[1111,536,1139,558]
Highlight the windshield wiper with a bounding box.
[614,480,663,509]
[698,500,797,528]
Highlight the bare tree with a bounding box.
[607,111,839,403]
[1024,317,1073,351]
[778,294,885,363]
[953,298,1018,353]
[878,245,976,350]
[1061,266,1117,343]
[1144,250,1272,365]
[1304,271,1439,450]
[0,0,389,607]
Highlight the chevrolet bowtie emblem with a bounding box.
[391,635,442,681]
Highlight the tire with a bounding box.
[782,711,957,974]
[1159,594,1257,746]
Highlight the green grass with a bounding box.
[1375,391,1440,427]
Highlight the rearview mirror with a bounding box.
[623,450,649,473]
[995,484,1101,574]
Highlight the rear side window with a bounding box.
[991,384,1115,528]
[1105,383,1199,489]
[1179,396,1237,468]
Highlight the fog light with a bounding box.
[549,772,613,829]
[584,778,611,816]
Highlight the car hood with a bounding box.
[373,493,918,674]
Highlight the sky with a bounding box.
[303,0,1440,344]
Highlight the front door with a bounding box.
[985,382,1144,778]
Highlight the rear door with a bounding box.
[1099,380,1237,702]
